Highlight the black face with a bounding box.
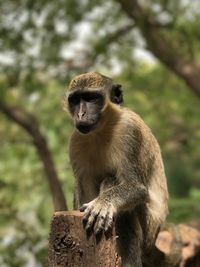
[68,90,105,134]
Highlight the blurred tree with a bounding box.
[0,0,200,94]
[0,102,67,211]
[117,0,200,97]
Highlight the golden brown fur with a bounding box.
[66,72,169,267]
[69,72,113,92]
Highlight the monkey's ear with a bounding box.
[111,84,123,105]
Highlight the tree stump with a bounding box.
[48,211,121,267]
[48,211,200,267]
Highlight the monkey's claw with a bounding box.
[80,199,115,235]
[79,203,89,212]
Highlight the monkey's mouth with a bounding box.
[76,123,96,134]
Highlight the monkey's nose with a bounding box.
[78,111,86,120]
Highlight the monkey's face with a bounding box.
[68,90,105,134]
[66,72,124,134]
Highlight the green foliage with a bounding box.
[166,156,191,197]
[168,189,200,223]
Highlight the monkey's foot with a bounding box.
[80,198,116,235]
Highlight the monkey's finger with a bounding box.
[80,199,96,212]
[82,206,93,227]
[94,210,106,235]
[104,210,114,233]
[80,203,89,212]
[85,210,99,231]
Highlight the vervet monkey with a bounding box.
[65,72,168,267]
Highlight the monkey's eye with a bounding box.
[82,92,101,103]
[68,94,80,105]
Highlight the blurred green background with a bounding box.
[0,0,200,266]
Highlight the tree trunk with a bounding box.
[48,211,121,267]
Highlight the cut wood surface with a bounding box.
[48,211,200,267]
[48,211,121,267]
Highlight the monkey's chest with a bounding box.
[70,134,124,203]
[74,141,114,180]
[81,148,110,176]
[74,144,114,203]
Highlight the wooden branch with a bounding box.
[0,101,67,211]
[117,0,200,98]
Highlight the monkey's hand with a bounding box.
[80,198,116,235]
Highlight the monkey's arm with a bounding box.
[80,177,149,234]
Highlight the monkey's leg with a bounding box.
[115,212,143,267]
[75,176,99,208]
[143,225,182,267]
[73,184,82,209]
[73,190,78,209]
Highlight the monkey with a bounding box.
[64,72,169,267]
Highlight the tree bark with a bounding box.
[48,211,121,267]
[0,102,67,211]
[117,0,200,98]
